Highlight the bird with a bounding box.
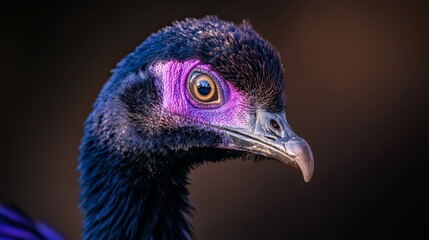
[0,16,314,240]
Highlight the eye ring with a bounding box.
[187,69,223,105]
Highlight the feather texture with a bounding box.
[0,204,64,240]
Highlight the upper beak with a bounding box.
[221,110,314,182]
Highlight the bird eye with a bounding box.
[187,70,221,104]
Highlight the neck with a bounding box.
[79,139,194,240]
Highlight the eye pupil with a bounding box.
[197,80,211,96]
[188,70,222,105]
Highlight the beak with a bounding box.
[221,110,314,182]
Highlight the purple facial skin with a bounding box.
[150,59,250,129]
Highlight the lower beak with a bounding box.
[221,110,314,182]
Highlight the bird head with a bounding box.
[90,16,314,182]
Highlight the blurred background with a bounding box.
[1,1,427,239]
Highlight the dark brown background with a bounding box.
[1,1,428,239]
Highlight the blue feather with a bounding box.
[0,204,64,240]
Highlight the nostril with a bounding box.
[270,119,281,131]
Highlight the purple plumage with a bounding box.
[0,205,64,240]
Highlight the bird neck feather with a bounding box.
[79,133,194,239]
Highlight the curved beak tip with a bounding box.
[302,162,314,183]
[299,151,314,183]
[284,138,314,183]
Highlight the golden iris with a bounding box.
[188,71,220,104]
